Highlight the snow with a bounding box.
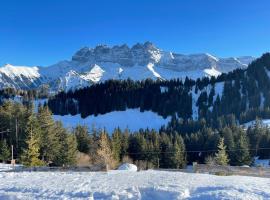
[243,119,270,128]
[53,109,171,133]
[0,163,23,172]
[0,64,40,80]
[160,86,168,93]
[254,157,270,168]
[117,163,138,171]
[81,64,105,83]
[214,82,224,100]
[0,170,270,199]
[118,67,124,74]
[205,53,219,62]
[203,67,222,77]
[265,67,270,80]
[58,70,90,91]
[33,98,48,112]
[191,82,224,119]
[0,44,255,91]
[146,63,162,79]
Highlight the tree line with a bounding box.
[1,101,270,168]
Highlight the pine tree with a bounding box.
[159,133,172,168]
[222,127,235,165]
[120,128,129,160]
[73,125,90,154]
[111,128,122,163]
[87,127,100,163]
[66,133,78,165]
[215,137,229,166]
[97,130,115,170]
[171,134,186,168]
[21,114,44,167]
[37,106,60,164]
[234,130,251,166]
[0,140,10,163]
[53,122,78,166]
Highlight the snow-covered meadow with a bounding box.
[53,109,171,133]
[0,170,270,199]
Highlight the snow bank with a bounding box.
[53,109,171,133]
[117,163,137,171]
[0,171,269,199]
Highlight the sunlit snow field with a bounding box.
[53,109,171,133]
[0,170,270,199]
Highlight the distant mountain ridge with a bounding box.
[0,42,255,91]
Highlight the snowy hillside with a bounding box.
[243,119,270,129]
[0,170,270,199]
[0,42,255,91]
[53,109,171,133]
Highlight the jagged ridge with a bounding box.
[0,42,255,91]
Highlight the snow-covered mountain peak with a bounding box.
[0,42,256,91]
[81,64,105,83]
[0,63,40,79]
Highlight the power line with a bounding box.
[126,147,270,155]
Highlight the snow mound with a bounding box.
[117,163,137,171]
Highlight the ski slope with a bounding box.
[0,170,269,199]
[53,109,171,133]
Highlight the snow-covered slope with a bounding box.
[0,42,255,91]
[0,64,40,79]
[53,109,171,133]
[242,119,270,129]
[0,64,42,89]
[0,170,270,199]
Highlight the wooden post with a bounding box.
[11,145,15,170]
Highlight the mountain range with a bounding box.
[0,42,255,91]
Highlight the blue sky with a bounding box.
[1,0,270,66]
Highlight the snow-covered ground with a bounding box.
[53,109,171,133]
[243,119,270,128]
[254,157,270,168]
[0,163,23,172]
[0,170,270,199]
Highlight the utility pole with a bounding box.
[15,118,18,149]
[11,145,14,161]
